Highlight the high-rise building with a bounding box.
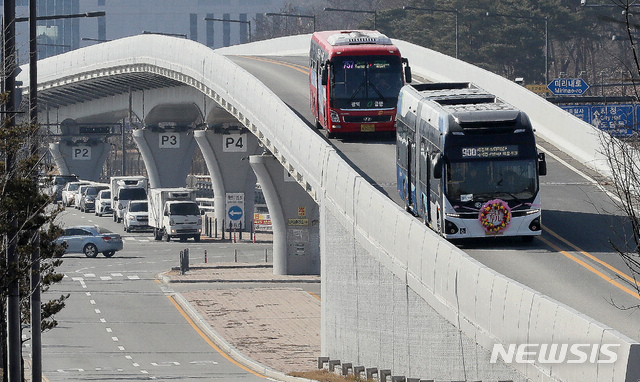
[6,0,290,63]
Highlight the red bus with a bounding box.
[309,30,411,138]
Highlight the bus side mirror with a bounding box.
[402,57,412,83]
[321,64,328,86]
[538,152,547,176]
[432,153,443,179]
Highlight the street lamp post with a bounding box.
[580,0,640,7]
[142,31,187,38]
[82,37,111,43]
[204,17,252,43]
[403,6,459,58]
[486,11,549,85]
[265,12,316,33]
[323,7,377,30]
[16,9,106,382]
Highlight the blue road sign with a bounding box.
[547,78,590,95]
[228,205,243,221]
[560,105,591,124]
[591,104,634,137]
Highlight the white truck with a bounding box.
[110,176,148,223]
[148,188,202,242]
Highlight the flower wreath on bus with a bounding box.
[478,199,511,234]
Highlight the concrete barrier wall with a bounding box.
[23,34,639,381]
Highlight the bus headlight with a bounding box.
[330,110,340,123]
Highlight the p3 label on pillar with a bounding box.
[223,133,247,152]
[159,133,180,148]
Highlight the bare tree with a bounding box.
[597,0,640,308]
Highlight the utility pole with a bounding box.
[4,0,22,381]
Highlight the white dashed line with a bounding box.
[72,277,87,288]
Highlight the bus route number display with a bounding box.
[461,145,518,159]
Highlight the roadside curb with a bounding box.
[158,273,317,382]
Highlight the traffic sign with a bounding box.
[561,104,636,137]
[225,193,244,228]
[228,205,243,221]
[591,104,634,137]
[547,78,589,96]
[525,84,549,94]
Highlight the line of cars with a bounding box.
[47,175,206,258]
[47,175,127,258]
[58,176,151,257]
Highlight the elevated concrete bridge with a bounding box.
[18,34,639,382]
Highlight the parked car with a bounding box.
[79,184,109,212]
[73,184,94,209]
[54,225,123,258]
[61,181,90,207]
[47,174,78,202]
[94,190,112,217]
[123,200,151,233]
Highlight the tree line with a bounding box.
[260,0,637,92]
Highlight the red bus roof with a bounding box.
[312,30,400,57]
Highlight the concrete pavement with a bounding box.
[160,262,322,381]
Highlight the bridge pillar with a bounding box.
[132,128,198,188]
[250,154,320,276]
[48,140,110,181]
[194,128,261,234]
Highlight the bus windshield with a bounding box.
[330,55,403,109]
[446,159,538,203]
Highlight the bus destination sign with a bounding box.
[462,145,519,159]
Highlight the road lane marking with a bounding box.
[539,229,640,301]
[239,55,308,75]
[167,295,267,378]
[544,224,640,288]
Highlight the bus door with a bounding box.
[406,137,416,213]
[419,137,430,223]
[430,151,444,233]
[318,60,329,128]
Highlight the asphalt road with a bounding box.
[227,54,640,342]
[30,208,277,381]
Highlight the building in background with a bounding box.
[6,0,291,63]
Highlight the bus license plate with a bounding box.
[361,124,375,132]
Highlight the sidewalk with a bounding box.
[161,262,322,378]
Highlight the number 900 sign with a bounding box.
[462,148,477,158]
